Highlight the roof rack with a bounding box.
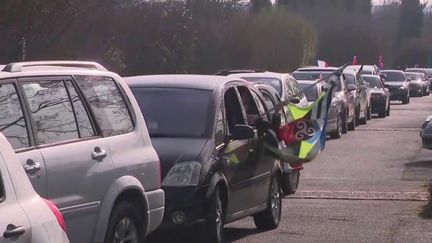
[1,61,108,72]
[214,68,267,76]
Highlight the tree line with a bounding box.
[0,0,430,76]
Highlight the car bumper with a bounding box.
[161,185,210,228]
[389,89,407,100]
[145,189,165,235]
[409,83,423,94]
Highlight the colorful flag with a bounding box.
[317,60,328,68]
[265,81,336,164]
[378,56,384,70]
[353,56,358,65]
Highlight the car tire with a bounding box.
[330,114,343,139]
[359,108,367,125]
[348,115,356,131]
[104,202,144,243]
[253,175,282,230]
[281,170,300,195]
[341,113,348,134]
[386,103,390,116]
[402,95,409,104]
[204,187,225,243]
[366,105,372,120]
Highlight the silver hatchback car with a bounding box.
[0,132,69,243]
[0,61,164,243]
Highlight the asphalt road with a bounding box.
[149,95,432,243]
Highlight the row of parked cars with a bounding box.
[1,61,428,243]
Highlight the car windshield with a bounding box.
[405,73,421,80]
[362,76,383,88]
[380,72,405,82]
[300,83,319,101]
[131,87,213,138]
[241,77,283,96]
[293,71,342,91]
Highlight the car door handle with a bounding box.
[3,225,25,238]
[91,147,107,161]
[23,160,41,174]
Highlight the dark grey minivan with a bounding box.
[126,75,285,243]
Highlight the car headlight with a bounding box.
[162,161,202,187]
[399,85,406,90]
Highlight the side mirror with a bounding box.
[347,84,357,91]
[406,79,411,82]
[231,124,254,140]
[289,97,301,104]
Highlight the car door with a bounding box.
[0,154,32,243]
[19,77,115,243]
[0,81,48,197]
[221,85,258,214]
[250,89,281,205]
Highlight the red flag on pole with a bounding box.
[353,56,358,65]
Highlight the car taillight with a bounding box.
[43,199,66,232]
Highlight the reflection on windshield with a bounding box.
[380,72,405,82]
[294,71,342,91]
[300,84,319,101]
[363,77,383,88]
[132,87,213,138]
[405,73,420,80]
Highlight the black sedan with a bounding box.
[362,74,390,118]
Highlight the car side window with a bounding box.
[65,81,95,138]
[0,83,30,150]
[251,90,269,121]
[261,91,287,125]
[22,80,79,145]
[224,87,245,134]
[0,169,4,201]
[75,76,134,137]
[238,86,260,127]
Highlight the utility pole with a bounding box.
[19,37,26,61]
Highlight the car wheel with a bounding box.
[402,95,409,104]
[367,105,372,120]
[341,113,348,134]
[359,108,367,125]
[386,103,390,116]
[281,170,300,194]
[330,114,343,139]
[204,187,224,243]
[348,114,356,131]
[253,175,282,230]
[104,202,143,243]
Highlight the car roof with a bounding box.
[229,71,287,80]
[380,70,403,73]
[295,66,338,72]
[125,74,242,91]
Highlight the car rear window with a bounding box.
[362,76,383,88]
[131,87,213,138]
[300,84,319,101]
[241,77,283,97]
[380,72,405,81]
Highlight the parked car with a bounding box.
[0,61,164,243]
[421,115,432,149]
[343,69,370,125]
[228,72,309,108]
[293,67,357,132]
[379,70,410,104]
[362,74,390,118]
[253,83,303,194]
[405,68,431,93]
[404,72,426,97]
[126,75,285,243]
[0,133,69,243]
[298,80,343,139]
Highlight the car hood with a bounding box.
[152,137,209,178]
[386,82,405,86]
